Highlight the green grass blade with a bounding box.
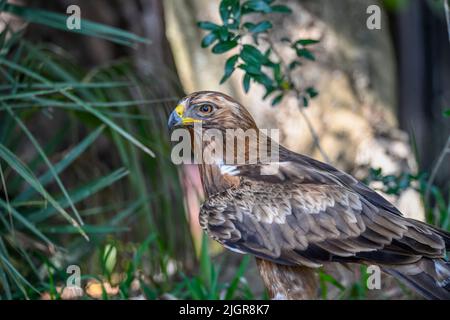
[110,198,147,226]
[0,142,87,240]
[5,105,85,228]
[16,125,106,202]
[2,3,150,47]
[0,263,12,299]
[63,92,156,157]
[0,246,39,295]
[0,198,53,247]
[27,168,129,224]
[0,98,176,111]
[41,225,129,234]
[0,81,132,91]
[224,255,250,300]
[199,234,212,289]
[0,57,156,158]
[0,87,69,101]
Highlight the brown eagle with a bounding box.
[168,91,450,300]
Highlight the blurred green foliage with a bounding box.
[365,168,450,232]
[197,0,319,106]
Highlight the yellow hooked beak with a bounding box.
[167,104,201,130]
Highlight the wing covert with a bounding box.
[200,178,445,268]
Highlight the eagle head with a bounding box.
[168,91,258,132]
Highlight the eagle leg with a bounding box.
[256,258,318,299]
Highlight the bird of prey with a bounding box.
[168,91,450,300]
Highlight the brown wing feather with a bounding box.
[200,165,447,268]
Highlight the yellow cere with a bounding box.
[175,104,184,117]
[175,104,201,124]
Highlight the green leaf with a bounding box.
[244,21,272,33]
[238,63,262,76]
[444,109,450,117]
[243,0,272,13]
[262,86,276,100]
[306,87,319,98]
[220,54,239,84]
[271,94,283,106]
[243,73,251,93]
[217,27,231,41]
[252,72,273,88]
[243,22,256,30]
[272,63,282,83]
[296,48,316,61]
[240,44,269,66]
[201,32,218,48]
[295,39,320,46]
[289,60,302,70]
[270,4,293,13]
[211,40,238,54]
[197,21,220,31]
[302,96,309,107]
[219,0,241,27]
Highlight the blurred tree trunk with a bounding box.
[391,0,450,191]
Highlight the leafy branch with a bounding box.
[197,0,330,162]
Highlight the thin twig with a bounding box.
[296,94,331,164]
[444,0,450,42]
[0,161,14,235]
[425,136,450,203]
[425,0,450,210]
[263,35,331,163]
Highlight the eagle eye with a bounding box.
[197,104,214,115]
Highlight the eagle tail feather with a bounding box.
[384,258,450,300]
